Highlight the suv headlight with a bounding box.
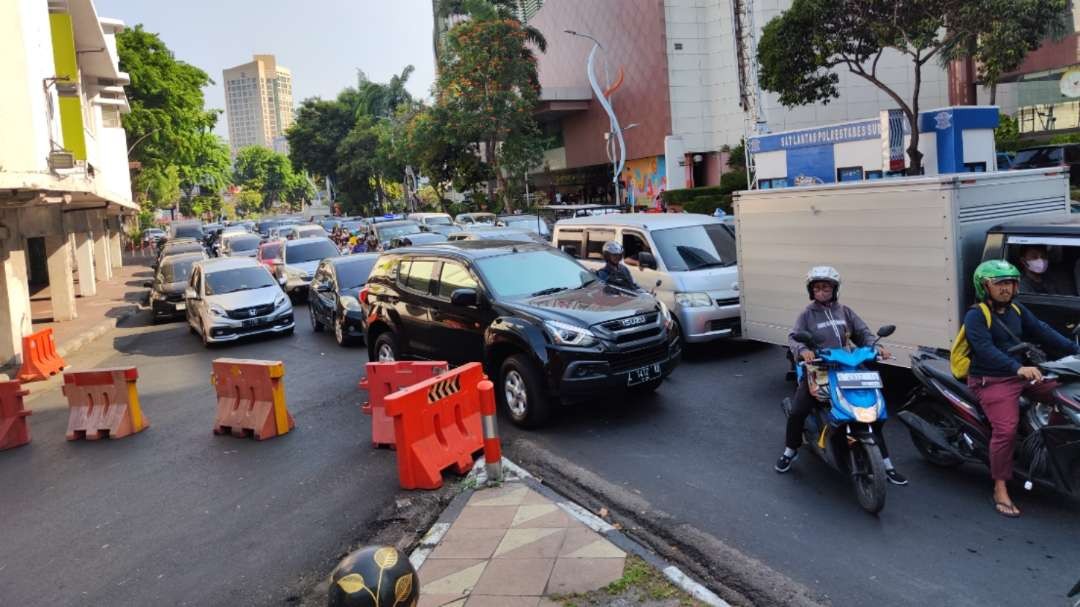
[544,320,598,347]
[658,301,673,329]
[209,304,228,317]
[274,294,288,309]
[674,292,713,308]
[340,295,362,311]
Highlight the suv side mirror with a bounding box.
[451,288,480,307]
[638,251,658,270]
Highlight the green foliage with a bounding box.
[234,190,264,216]
[995,114,1022,152]
[436,16,546,211]
[135,164,181,209]
[727,140,747,170]
[661,170,747,215]
[1049,132,1080,144]
[233,146,311,210]
[117,26,227,201]
[757,0,1067,172]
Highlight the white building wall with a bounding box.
[664,0,953,154]
[834,139,884,173]
[0,0,60,174]
[962,129,997,169]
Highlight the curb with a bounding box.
[408,456,729,607]
[56,306,141,360]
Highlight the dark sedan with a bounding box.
[308,253,380,346]
[147,251,207,322]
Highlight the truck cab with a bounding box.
[980,220,1080,336]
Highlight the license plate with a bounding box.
[242,318,262,328]
[174,303,185,311]
[835,371,883,389]
[627,363,662,386]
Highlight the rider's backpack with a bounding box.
[950,302,1021,379]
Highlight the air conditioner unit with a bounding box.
[48,150,76,170]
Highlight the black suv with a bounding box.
[363,241,681,427]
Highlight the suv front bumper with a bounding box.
[546,336,682,400]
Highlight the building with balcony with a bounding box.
[223,55,295,156]
[0,0,137,369]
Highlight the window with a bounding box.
[865,170,883,180]
[621,231,652,264]
[836,166,863,182]
[585,229,616,259]
[1004,235,1080,296]
[437,262,478,299]
[651,224,737,271]
[475,250,594,298]
[402,260,436,293]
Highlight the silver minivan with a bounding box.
[552,214,739,344]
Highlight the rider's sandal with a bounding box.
[991,497,1021,518]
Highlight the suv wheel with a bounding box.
[309,303,324,332]
[374,332,399,362]
[499,354,550,428]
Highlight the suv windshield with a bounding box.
[285,239,339,263]
[336,259,378,289]
[205,267,276,295]
[503,217,549,235]
[475,250,595,297]
[226,236,260,251]
[1013,147,1064,168]
[161,258,198,283]
[651,224,736,271]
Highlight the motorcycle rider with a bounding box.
[965,260,1079,518]
[596,241,639,290]
[775,266,907,485]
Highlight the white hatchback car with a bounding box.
[185,257,294,346]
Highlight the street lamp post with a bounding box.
[565,30,627,209]
[605,123,637,208]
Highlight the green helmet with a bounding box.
[973,260,1020,300]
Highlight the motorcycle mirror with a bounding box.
[876,325,896,338]
[792,331,816,346]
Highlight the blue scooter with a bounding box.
[784,325,896,514]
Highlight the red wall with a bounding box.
[529,0,672,169]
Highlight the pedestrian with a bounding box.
[775,266,907,485]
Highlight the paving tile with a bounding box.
[546,557,626,595]
[451,505,518,529]
[513,506,574,529]
[493,528,565,559]
[429,528,507,559]
[469,485,530,507]
[471,558,555,596]
[419,559,487,596]
[521,489,555,505]
[558,527,626,559]
[511,504,560,527]
[465,596,540,607]
[537,599,563,607]
[419,596,467,607]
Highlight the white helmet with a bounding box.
[602,241,624,258]
[805,266,840,300]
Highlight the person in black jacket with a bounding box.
[966,260,1079,517]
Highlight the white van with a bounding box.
[553,214,740,343]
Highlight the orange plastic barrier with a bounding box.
[0,380,31,450]
[359,361,448,448]
[211,358,294,440]
[63,367,148,440]
[17,328,66,382]
[384,362,485,490]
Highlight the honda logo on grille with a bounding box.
[620,315,646,328]
[249,308,258,317]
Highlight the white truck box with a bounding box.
[734,169,1070,367]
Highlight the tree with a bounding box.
[234,190,264,217]
[995,114,1021,152]
[134,164,181,209]
[437,0,548,52]
[334,119,381,214]
[287,96,357,180]
[757,0,1067,173]
[233,146,309,210]
[117,26,226,204]
[437,16,546,211]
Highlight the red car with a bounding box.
[257,239,284,270]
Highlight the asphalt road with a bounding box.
[0,292,400,606]
[502,340,1080,607]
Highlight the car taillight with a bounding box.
[359,287,369,305]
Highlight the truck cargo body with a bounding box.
[734,169,1069,367]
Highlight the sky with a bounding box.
[95,0,437,138]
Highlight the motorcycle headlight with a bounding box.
[340,295,362,311]
[544,320,598,347]
[674,292,713,308]
[209,304,228,317]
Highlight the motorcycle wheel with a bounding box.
[851,442,887,515]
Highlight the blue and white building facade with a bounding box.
[749,106,1001,188]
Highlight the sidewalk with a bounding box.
[2,252,151,379]
[409,474,722,607]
